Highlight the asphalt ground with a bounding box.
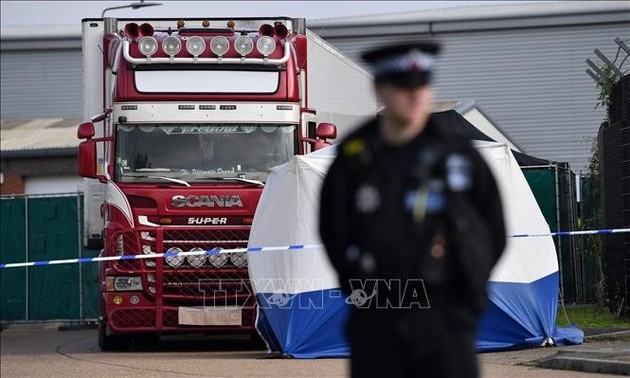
[1,327,628,377]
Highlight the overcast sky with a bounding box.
[1,1,542,27]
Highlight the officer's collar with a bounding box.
[371,113,458,146]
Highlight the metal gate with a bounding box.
[522,164,582,302]
[0,192,98,322]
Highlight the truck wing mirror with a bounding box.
[312,123,337,151]
[78,122,95,140]
[316,123,337,140]
[78,140,97,179]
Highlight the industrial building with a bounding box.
[308,1,629,171]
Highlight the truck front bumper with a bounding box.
[104,292,256,333]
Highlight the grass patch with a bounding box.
[556,305,630,329]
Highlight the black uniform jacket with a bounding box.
[319,114,506,313]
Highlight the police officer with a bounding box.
[319,42,506,378]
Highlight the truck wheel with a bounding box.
[98,319,130,351]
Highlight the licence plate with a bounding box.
[178,306,242,326]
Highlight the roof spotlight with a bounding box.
[235,35,254,57]
[138,36,158,58]
[210,36,230,56]
[186,36,206,61]
[256,36,276,57]
[162,36,181,56]
[186,36,205,55]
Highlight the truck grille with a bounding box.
[110,227,251,269]
[108,226,255,306]
[160,228,250,269]
[163,228,249,248]
[162,269,254,305]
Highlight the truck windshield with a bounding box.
[115,124,296,183]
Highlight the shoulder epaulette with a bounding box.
[342,138,366,157]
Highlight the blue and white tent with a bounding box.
[248,123,583,358]
[472,140,583,351]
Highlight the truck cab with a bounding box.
[78,16,373,350]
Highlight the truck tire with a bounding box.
[98,319,130,351]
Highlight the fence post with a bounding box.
[568,169,579,303]
[24,196,29,321]
[77,191,84,322]
[577,171,585,303]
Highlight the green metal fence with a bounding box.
[0,193,99,322]
[577,173,604,304]
[522,164,601,304]
[0,175,604,321]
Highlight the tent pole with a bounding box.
[555,165,564,301]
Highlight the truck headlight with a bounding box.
[187,247,207,268]
[208,249,228,267]
[165,247,184,267]
[230,252,248,267]
[115,234,124,256]
[140,231,153,241]
[106,276,143,291]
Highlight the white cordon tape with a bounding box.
[1,228,629,269]
[0,244,319,269]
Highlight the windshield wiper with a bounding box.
[122,169,190,187]
[192,176,264,187]
[222,177,265,187]
[146,175,191,187]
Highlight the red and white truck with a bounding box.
[78,17,375,350]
